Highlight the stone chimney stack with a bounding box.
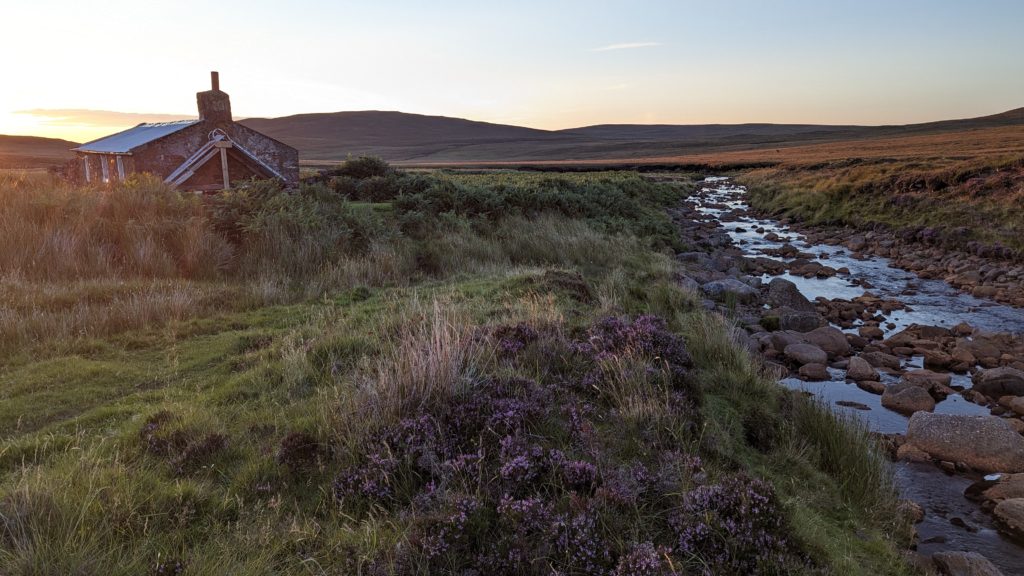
[197,71,232,125]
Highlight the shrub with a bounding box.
[672,476,803,575]
[331,156,391,180]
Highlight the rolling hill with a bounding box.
[0,135,77,169]
[3,106,1022,169]
[240,107,1024,165]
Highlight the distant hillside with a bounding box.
[241,107,1024,165]
[6,106,1023,169]
[0,135,77,169]
[240,111,584,162]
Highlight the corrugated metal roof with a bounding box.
[74,120,201,154]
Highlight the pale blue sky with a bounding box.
[2,0,1022,141]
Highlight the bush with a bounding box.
[334,156,391,180]
[393,174,686,250]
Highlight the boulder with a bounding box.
[956,339,1002,363]
[916,325,951,340]
[993,498,1024,540]
[931,551,1004,576]
[882,383,936,415]
[982,474,1024,502]
[973,367,1024,398]
[906,413,1024,473]
[952,322,975,336]
[861,351,902,370]
[1001,396,1024,416]
[857,380,886,394]
[902,369,953,389]
[799,363,830,381]
[766,278,816,313]
[701,279,760,304]
[778,310,822,333]
[677,274,701,294]
[858,325,884,340]
[784,343,828,366]
[896,443,932,463]
[802,326,851,359]
[923,349,954,370]
[886,329,917,348]
[951,347,978,367]
[846,356,879,381]
[764,331,804,353]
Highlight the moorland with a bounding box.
[0,162,911,574]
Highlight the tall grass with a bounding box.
[361,299,490,422]
[684,313,896,513]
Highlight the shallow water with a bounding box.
[692,182,1023,337]
[691,178,1024,574]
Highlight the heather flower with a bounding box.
[333,451,398,504]
[478,495,557,574]
[671,476,798,575]
[493,322,540,357]
[498,435,548,486]
[552,453,599,493]
[416,494,482,561]
[578,315,692,370]
[552,498,613,574]
[597,463,653,508]
[613,542,675,576]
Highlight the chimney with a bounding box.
[197,70,232,125]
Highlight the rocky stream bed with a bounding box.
[671,176,1024,576]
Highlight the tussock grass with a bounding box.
[358,298,491,424]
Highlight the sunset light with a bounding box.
[2,2,1023,574]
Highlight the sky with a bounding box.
[2,0,1023,143]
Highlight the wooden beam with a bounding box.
[220,147,231,190]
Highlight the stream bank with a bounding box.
[670,176,1024,575]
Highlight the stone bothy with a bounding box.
[72,72,298,191]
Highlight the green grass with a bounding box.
[0,165,912,575]
[740,155,1024,255]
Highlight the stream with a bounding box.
[690,177,1024,574]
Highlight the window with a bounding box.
[83,157,91,182]
[116,156,126,181]
[101,156,110,183]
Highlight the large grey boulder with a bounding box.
[798,363,830,381]
[764,331,804,353]
[677,274,701,294]
[701,278,760,304]
[881,383,936,415]
[932,551,1004,576]
[906,413,1024,473]
[784,343,828,366]
[778,309,822,333]
[846,356,879,381]
[972,367,1024,398]
[802,326,851,359]
[766,278,816,313]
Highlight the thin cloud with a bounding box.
[16,109,195,127]
[591,42,662,52]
